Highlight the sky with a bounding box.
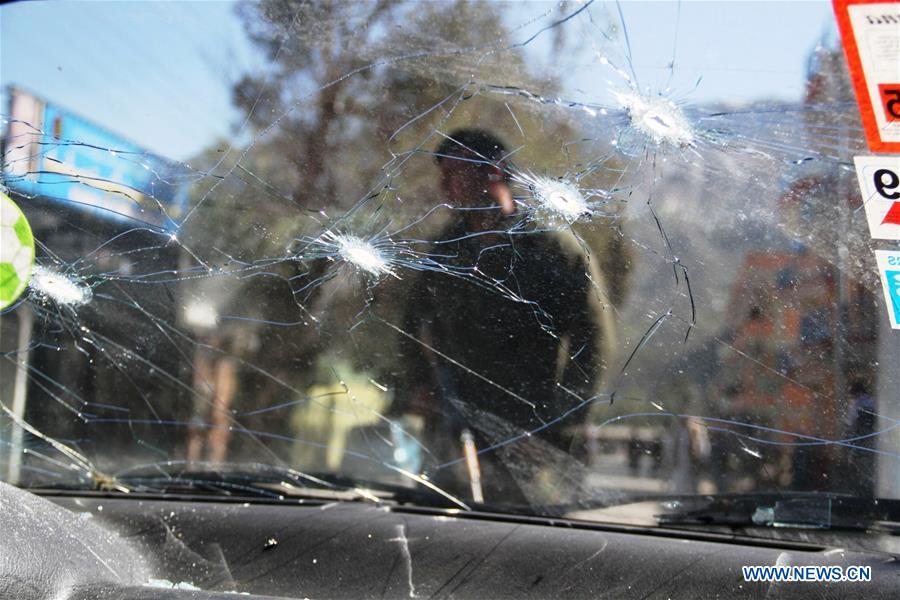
[1,1,264,159]
[1,1,837,162]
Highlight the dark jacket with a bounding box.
[396,217,605,453]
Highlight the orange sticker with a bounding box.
[833,0,900,153]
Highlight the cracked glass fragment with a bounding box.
[0,0,895,561]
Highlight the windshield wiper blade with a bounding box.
[109,461,469,509]
[37,463,337,500]
[655,493,900,533]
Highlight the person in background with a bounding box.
[393,128,609,505]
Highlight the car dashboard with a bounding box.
[2,482,898,599]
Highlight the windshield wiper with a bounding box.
[86,461,472,510]
[654,493,900,534]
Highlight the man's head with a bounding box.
[435,129,514,228]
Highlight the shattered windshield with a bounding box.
[1,0,899,543]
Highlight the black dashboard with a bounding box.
[2,482,898,599]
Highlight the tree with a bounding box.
[179,0,632,458]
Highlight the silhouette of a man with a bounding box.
[395,128,606,504]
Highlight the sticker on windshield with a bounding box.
[854,155,900,239]
[834,0,900,153]
[0,191,35,310]
[875,250,900,329]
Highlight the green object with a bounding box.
[0,192,35,309]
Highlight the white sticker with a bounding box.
[847,2,900,147]
[874,250,900,330]
[854,155,900,240]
